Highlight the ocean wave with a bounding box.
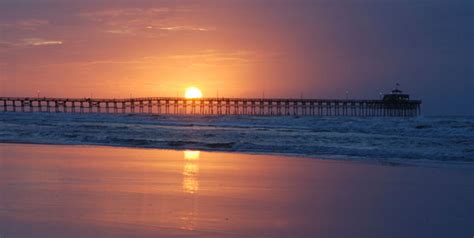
[0,112,473,163]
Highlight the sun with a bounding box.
[184,87,203,99]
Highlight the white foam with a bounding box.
[1,112,473,164]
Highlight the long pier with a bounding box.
[0,96,421,117]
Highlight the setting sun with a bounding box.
[184,87,203,99]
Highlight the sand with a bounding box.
[0,143,473,238]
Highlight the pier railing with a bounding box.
[0,97,421,117]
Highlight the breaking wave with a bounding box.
[1,112,473,164]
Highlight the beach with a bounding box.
[0,143,473,237]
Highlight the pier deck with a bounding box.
[0,97,421,117]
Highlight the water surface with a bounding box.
[1,113,473,163]
[0,144,473,237]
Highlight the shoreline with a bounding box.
[1,141,473,169]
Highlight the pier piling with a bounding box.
[0,97,421,117]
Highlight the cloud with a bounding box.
[0,41,14,49]
[0,20,60,49]
[79,8,171,21]
[165,50,282,66]
[0,37,63,50]
[0,19,49,31]
[22,38,63,46]
[104,25,215,36]
[105,29,134,35]
[78,7,171,27]
[38,49,277,69]
[79,7,214,36]
[158,26,215,32]
[16,19,50,30]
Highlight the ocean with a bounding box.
[0,112,473,164]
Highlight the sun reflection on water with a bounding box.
[184,150,200,161]
[181,150,200,231]
[183,150,200,194]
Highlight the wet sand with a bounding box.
[0,143,473,238]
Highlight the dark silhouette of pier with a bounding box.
[0,94,421,117]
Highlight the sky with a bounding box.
[0,0,472,115]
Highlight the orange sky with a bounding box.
[0,1,302,99]
[0,0,473,115]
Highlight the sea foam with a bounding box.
[1,112,473,164]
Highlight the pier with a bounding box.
[0,95,421,117]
